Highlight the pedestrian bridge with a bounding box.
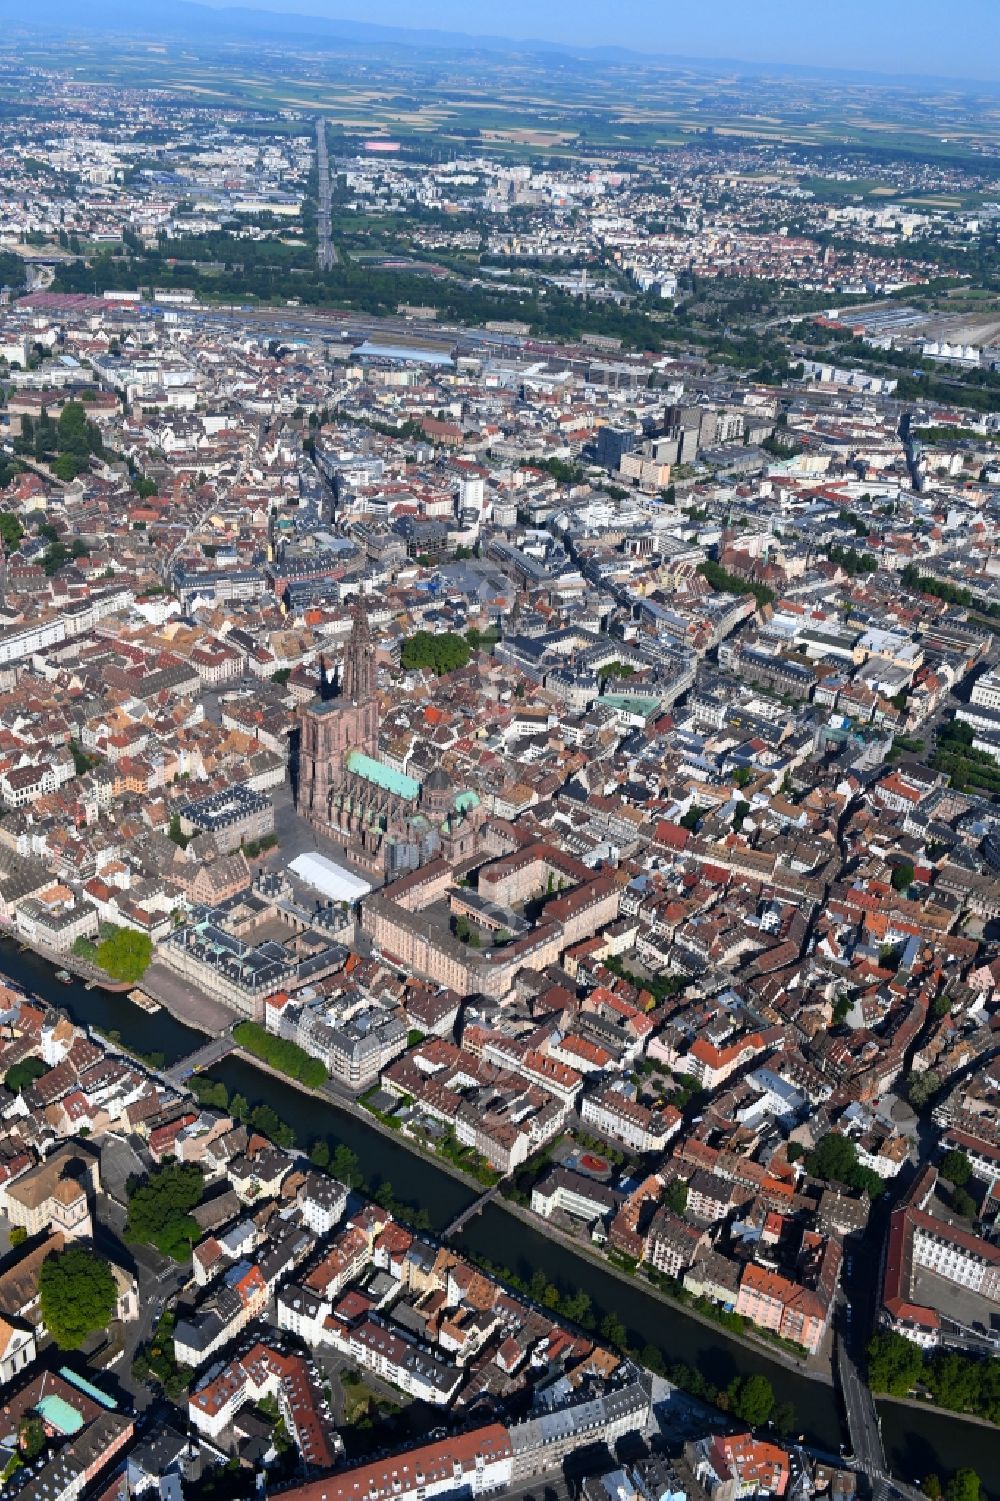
[443,1183,503,1237]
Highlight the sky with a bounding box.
[196,0,999,82]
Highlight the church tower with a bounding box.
[298,596,380,829]
[342,593,376,705]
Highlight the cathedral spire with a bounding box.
[341,595,375,705]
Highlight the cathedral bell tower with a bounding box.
[298,596,380,828]
[342,593,376,704]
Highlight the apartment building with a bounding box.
[581,1087,681,1154]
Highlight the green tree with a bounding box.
[891,860,915,892]
[52,453,81,483]
[923,1477,942,1501]
[0,513,24,551]
[56,401,101,460]
[945,1471,982,1501]
[250,1102,296,1148]
[951,1186,977,1220]
[600,1312,628,1351]
[168,814,189,849]
[726,1373,775,1429]
[39,1245,117,1348]
[4,1057,48,1094]
[808,1132,857,1182]
[41,539,70,576]
[125,1162,204,1260]
[940,1150,971,1187]
[807,1131,883,1198]
[867,1331,925,1396]
[908,1070,941,1110]
[190,1075,228,1111]
[18,1413,46,1460]
[698,559,775,609]
[400,630,471,677]
[561,1290,594,1327]
[229,1092,249,1122]
[233,1021,327,1089]
[310,1139,331,1170]
[8,1226,27,1248]
[332,1144,363,1188]
[771,1400,796,1438]
[32,410,56,462]
[95,926,152,983]
[662,1179,689,1214]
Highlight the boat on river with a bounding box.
[128,989,162,1014]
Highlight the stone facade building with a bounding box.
[298,600,482,875]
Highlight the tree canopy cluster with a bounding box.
[0,251,26,291]
[661,1179,689,1214]
[245,1100,297,1149]
[189,1075,299,1149]
[902,563,1000,621]
[95,926,153,983]
[39,1245,117,1348]
[868,1331,1000,1427]
[4,1056,48,1095]
[939,1149,972,1187]
[233,1020,328,1089]
[125,1161,205,1261]
[827,542,879,577]
[14,402,104,482]
[806,1131,885,1200]
[310,1138,365,1189]
[725,1372,775,1428]
[400,630,471,677]
[697,559,776,609]
[0,513,24,552]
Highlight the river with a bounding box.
[6,939,1000,1496]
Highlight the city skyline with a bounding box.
[0,12,998,1501]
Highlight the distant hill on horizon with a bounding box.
[5,0,999,93]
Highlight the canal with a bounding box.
[0,938,204,1060]
[8,943,1000,1496]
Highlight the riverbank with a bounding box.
[0,925,128,992]
[232,1044,832,1381]
[237,1048,500,1201]
[140,960,240,1035]
[880,1390,1000,1432]
[496,1192,834,1385]
[8,939,1000,1493]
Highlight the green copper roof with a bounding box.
[37,1397,85,1435]
[454,790,480,813]
[601,694,662,717]
[58,1368,117,1409]
[347,752,420,801]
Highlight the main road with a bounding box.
[315,117,338,271]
